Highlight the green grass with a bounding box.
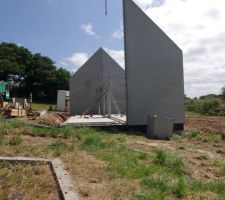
[0,134,4,145]
[0,118,225,199]
[154,148,167,165]
[214,161,225,176]
[182,131,223,143]
[48,140,67,156]
[31,102,55,111]
[9,135,22,146]
[185,110,201,116]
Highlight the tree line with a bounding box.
[185,87,225,116]
[0,42,71,102]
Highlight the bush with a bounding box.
[185,97,223,116]
[201,99,220,115]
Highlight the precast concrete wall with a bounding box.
[70,49,103,115]
[123,0,185,126]
[70,48,126,115]
[102,50,126,114]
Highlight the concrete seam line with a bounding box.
[0,156,79,200]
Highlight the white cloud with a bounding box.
[16,43,23,47]
[112,21,124,39]
[80,23,100,38]
[104,48,125,68]
[134,0,154,9]
[60,52,89,71]
[132,0,225,97]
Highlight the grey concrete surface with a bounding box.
[123,0,185,126]
[51,158,79,200]
[0,156,49,164]
[147,116,174,140]
[70,48,126,115]
[63,114,126,126]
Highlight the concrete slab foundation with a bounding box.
[63,115,126,126]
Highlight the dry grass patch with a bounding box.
[62,149,135,200]
[0,162,60,200]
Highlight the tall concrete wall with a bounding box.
[123,0,185,126]
[70,48,126,115]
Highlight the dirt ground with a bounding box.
[19,111,69,126]
[36,112,68,126]
[185,116,225,135]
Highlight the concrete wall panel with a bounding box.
[70,48,126,115]
[102,50,126,114]
[123,0,185,125]
[70,49,103,115]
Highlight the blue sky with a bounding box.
[0,0,124,70]
[1,0,225,97]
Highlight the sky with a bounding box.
[0,0,225,98]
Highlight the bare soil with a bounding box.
[185,116,225,135]
[37,112,68,126]
[19,111,69,126]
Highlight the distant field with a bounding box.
[31,102,55,111]
[0,117,225,199]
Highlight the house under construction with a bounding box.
[66,0,184,131]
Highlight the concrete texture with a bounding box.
[123,0,185,126]
[51,158,79,200]
[0,156,49,164]
[147,116,174,140]
[70,48,126,115]
[63,115,126,126]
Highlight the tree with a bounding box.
[0,42,71,102]
[222,86,225,100]
[0,43,32,83]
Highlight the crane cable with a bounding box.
[105,0,108,15]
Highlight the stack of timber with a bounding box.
[4,100,27,117]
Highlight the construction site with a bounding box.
[0,0,225,199]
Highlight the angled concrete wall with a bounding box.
[123,0,185,126]
[70,48,126,115]
[102,50,126,114]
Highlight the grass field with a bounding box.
[0,118,225,199]
[31,102,55,111]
